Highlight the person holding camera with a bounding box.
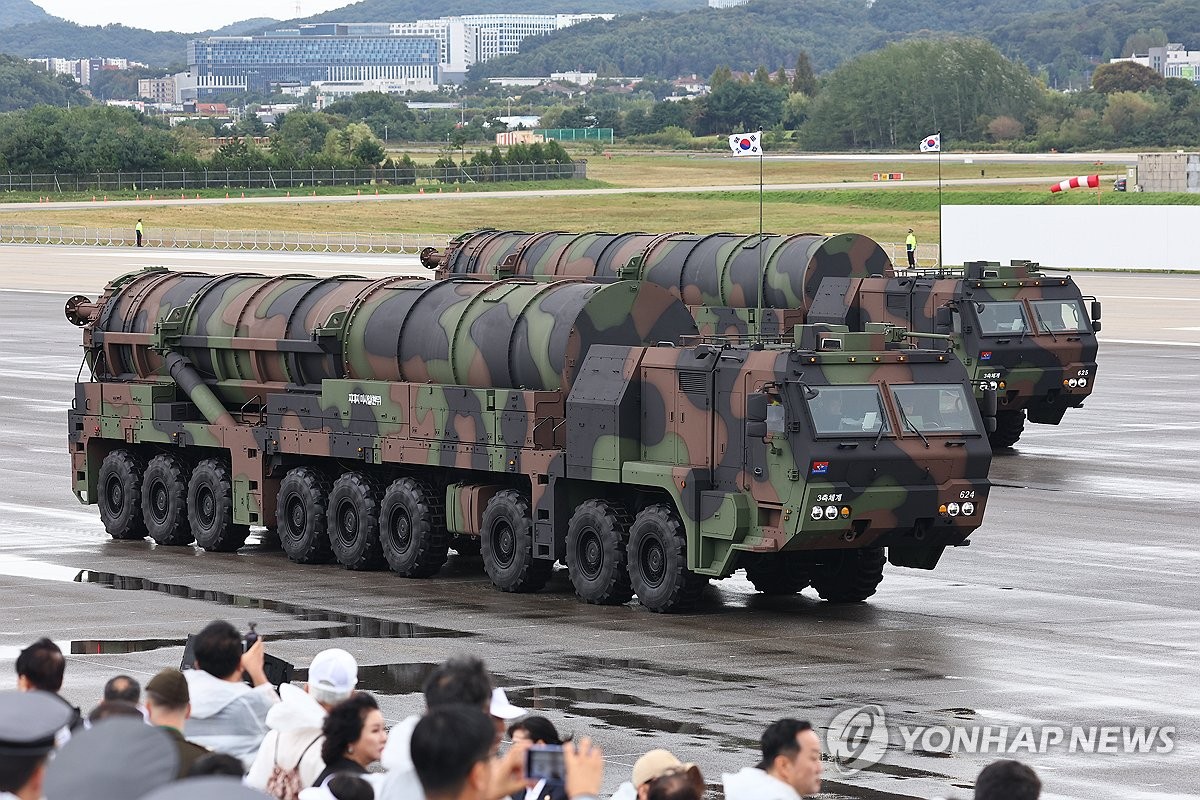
[183,620,280,768]
[411,705,604,800]
[507,716,568,800]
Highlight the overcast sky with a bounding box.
[34,1,352,33]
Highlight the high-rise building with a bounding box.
[187,24,440,97]
[443,14,613,63]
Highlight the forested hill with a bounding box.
[0,53,91,111]
[470,0,1196,85]
[1,0,1199,79]
[0,0,53,29]
[302,0,702,23]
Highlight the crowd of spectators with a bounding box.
[0,625,1043,800]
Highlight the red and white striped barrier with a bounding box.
[1050,175,1100,193]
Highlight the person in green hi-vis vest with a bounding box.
[905,228,916,268]
[135,219,144,247]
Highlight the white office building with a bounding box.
[1111,42,1200,82]
[385,20,478,82]
[444,14,613,63]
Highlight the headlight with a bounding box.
[962,502,975,516]
[811,506,823,520]
[947,502,961,516]
[1078,378,1087,388]
[824,505,838,520]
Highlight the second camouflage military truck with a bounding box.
[66,267,992,612]
[423,229,1101,449]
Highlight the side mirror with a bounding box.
[981,387,998,433]
[746,421,768,438]
[934,306,953,332]
[1090,300,1102,321]
[1091,320,1102,332]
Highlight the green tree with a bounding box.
[709,65,733,90]
[792,51,817,96]
[270,110,337,167]
[0,54,90,112]
[802,38,1042,149]
[1091,61,1165,93]
[696,78,787,135]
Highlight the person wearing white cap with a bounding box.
[246,648,359,796]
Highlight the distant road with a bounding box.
[0,175,1106,213]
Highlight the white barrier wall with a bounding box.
[943,205,1200,270]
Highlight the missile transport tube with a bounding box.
[72,268,699,400]
[421,229,894,310]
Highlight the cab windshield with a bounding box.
[974,301,1028,336]
[891,384,978,435]
[805,385,891,436]
[1030,299,1090,333]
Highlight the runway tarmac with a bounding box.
[1,247,1197,799]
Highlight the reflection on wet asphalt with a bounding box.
[2,288,1199,800]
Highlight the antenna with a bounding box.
[295,1,301,17]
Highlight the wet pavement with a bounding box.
[2,264,1199,800]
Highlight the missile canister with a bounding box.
[427,229,894,310]
[75,268,699,404]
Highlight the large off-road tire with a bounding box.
[809,547,887,603]
[276,468,333,564]
[380,478,449,577]
[989,409,1025,449]
[328,472,386,570]
[188,459,249,552]
[481,490,551,593]
[566,500,633,605]
[141,453,193,546]
[745,553,811,595]
[626,504,708,613]
[97,450,148,540]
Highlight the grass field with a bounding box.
[0,155,1150,246]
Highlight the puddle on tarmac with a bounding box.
[73,569,472,641]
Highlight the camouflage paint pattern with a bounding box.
[808,262,1099,418]
[430,230,892,309]
[68,264,991,594]
[431,232,1099,434]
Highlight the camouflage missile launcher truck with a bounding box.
[66,267,992,612]
[423,230,1100,449]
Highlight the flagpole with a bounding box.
[758,130,764,340]
[937,129,943,270]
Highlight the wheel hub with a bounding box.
[388,508,412,551]
[152,482,168,521]
[494,521,515,566]
[198,487,215,526]
[642,539,665,587]
[579,530,602,579]
[339,502,358,545]
[106,477,123,511]
[286,496,305,534]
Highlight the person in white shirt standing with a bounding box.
[247,648,359,795]
[722,718,823,800]
[183,620,280,768]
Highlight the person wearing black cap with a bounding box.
[0,690,75,800]
[14,639,82,731]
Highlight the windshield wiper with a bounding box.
[1017,315,1029,344]
[873,392,889,449]
[1033,306,1058,342]
[896,401,930,448]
